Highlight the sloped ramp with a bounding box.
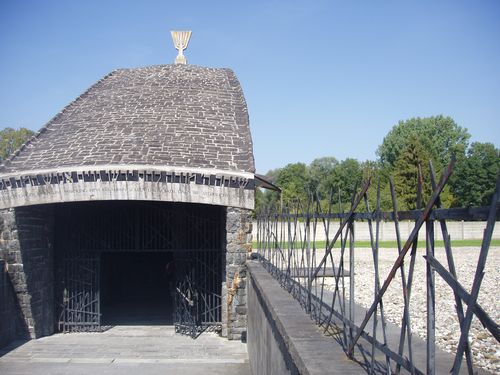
[0,326,250,375]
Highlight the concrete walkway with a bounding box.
[0,326,251,375]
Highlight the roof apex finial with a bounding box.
[171,30,192,65]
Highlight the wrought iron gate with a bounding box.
[57,250,101,332]
[174,249,223,338]
[56,205,101,332]
[55,201,224,334]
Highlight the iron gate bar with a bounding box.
[452,176,500,374]
[257,155,499,374]
[423,254,500,341]
[451,174,500,374]
[426,215,436,374]
[363,183,392,374]
[261,258,426,375]
[389,177,416,375]
[347,157,455,357]
[429,163,474,373]
[173,249,223,338]
[396,167,422,375]
[312,179,371,280]
[58,249,100,333]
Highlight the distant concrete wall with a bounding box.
[252,221,500,242]
[247,261,362,375]
[0,206,55,341]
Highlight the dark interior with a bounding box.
[101,251,175,325]
[54,201,225,331]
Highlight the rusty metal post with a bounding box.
[426,218,436,375]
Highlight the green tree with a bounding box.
[0,127,34,162]
[377,116,469,171]
[450,142,500,207]
[254,187,280,214]
[308,157,338,199]
[359,161,394,211]
[393,136,436,210]
[322,158,363,210]
[275,163,310,207]
[263,167,281,183]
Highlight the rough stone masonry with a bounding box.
[0,206,54,340]
[0,63,257,346]
[223,207,253,340]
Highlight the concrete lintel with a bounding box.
[0,165,255,210]
[0,165,255,180]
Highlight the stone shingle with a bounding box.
[0,64,255,174]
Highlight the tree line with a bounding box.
[0,127,34,162]
[257,116,499,213]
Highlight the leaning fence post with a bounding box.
[306,206,312,314]
[451,174,500,374]
[349,219,355,349]
[348,157,455,358]
[426,218,436,375]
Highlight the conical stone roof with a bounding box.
[1,64,255,174]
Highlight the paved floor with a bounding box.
[0,326,251,375]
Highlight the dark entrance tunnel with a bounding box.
[54,201,225,332]
[101,252,175,325]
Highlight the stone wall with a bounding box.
[0,258,17,348]
[247,261,295,375]
[0,206,54,341]
[223,207,252,340]
[247,260,365,375]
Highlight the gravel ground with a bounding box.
[322,246,499,374]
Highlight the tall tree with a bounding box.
[360,160,394,211]
[377,116,470,170]
[0,127,34,162]
[450,142,500,207]
[393,136,436,210]
[275,162,310,207]
[308,156,338,199]
[323,158,363,210]
[263,167,281,183]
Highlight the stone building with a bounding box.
[0,63,258,345]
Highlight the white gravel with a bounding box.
[321,246,499,373]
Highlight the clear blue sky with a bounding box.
[1,0,499,173]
